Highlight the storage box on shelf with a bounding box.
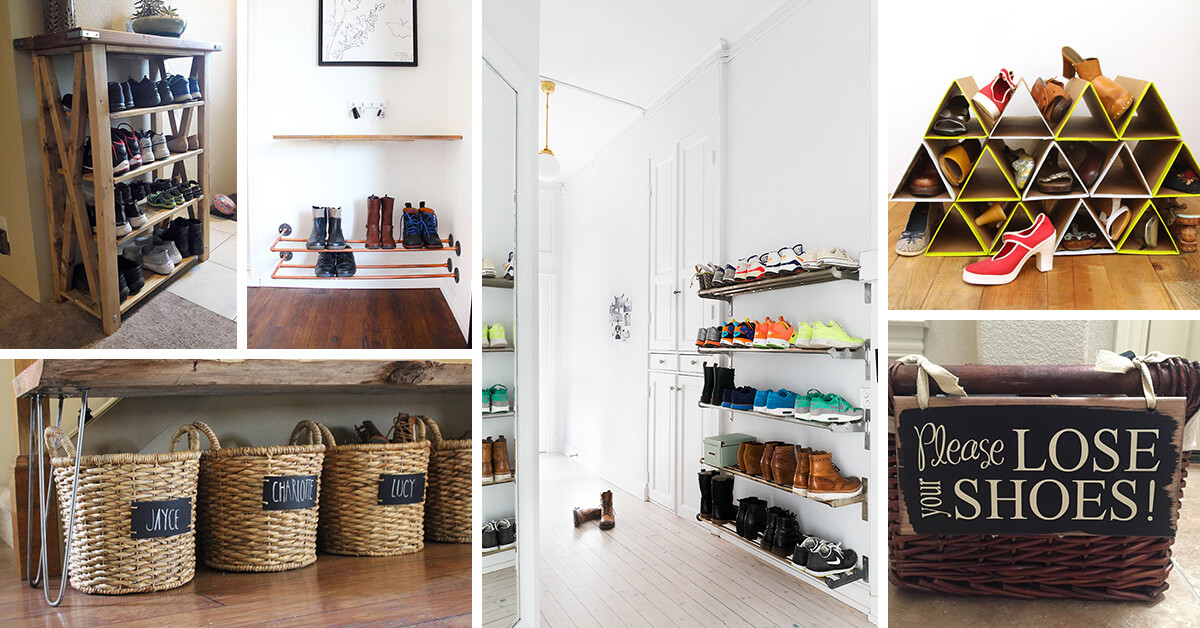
[14,28,219,335]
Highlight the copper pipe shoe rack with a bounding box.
[270,224,461,282]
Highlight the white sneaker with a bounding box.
[818,247,859,269]
[128,244,175,275]
[774,246,802,274]
[503,251,514,280]
[482,258,496,278]
[734,257,749,281]
[116,221,132,236]
[799,249,821,270]
[160,239,182,265]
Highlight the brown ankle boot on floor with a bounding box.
[482,437,494,482]
[771,443,797,488]
[573,506,601,527]
[365,195,382,248]
[599,490,615,530]
[492,435,513,481]
[743,441,765,475]
[380,195,397,249]
[792,447,812,497]
[807,450,863,500]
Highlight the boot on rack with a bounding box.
[736,496,755,536]
[186,218,204,257]
[306,207,328,249]
[482,437,494,483]
[710,366,735,408]
[771,444,798,488]
[365,195,381,249]
[573,506,601,527]
[807,451,863,500]
[698,469,717,519]
[772,514,801,557]
[335,252,357,277]
[492,435,513,481]
[380,195,397,249]
[402,203,424,249]
[710,475,736,522]
[746,498,769,540]
[760,507,784,550]
[599,490,616,530]
[700,363,716,405]
[792,447,812,497]
[760,441,784,482]
[326,207,348,250]
[743,441,765,475]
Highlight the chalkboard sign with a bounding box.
[262,475,319,511]
[894,396,1184,538]
[130,497,192,539]
[377,473,425,505]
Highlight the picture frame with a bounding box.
[318,0,418,67]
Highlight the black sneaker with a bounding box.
[131,76,161,108]
[114,200,132,237]
[151,178,172,193]
[186,218,204,256]
[124,200,147,228]
[120,81,134,111]
[111,138,130,175]
[495,518,516,548]
[165,217,192,257]
[335,252,357,277]
[129,180,148,201]
[418,202,443,249]
[107,82,126,112]
[806,541,856,576]
[155,79,173,105]
[315,252,337,277]
[401,204,424,248]
[117,256,145,295]
[482,522,498,550]
[187,180,203,200]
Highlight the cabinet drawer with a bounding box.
[648,353,678,371]
[679,354,707,375]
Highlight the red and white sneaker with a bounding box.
[962,213,1055,285]
[745,253,766,281]
[733,257,750,282]
[972,69,1016,120]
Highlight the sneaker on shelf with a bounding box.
[489,385,511,412]
[766,317,794,348]
[155,79,173,105]
[721,261,737,284]
[774,245,803,274]
[810,321,865,349]
[789,321,813,348]
[710,262,727,286]
[733,257,750,282]
[111,138,130,175]
[124,199,147,228]
[117,255,145,294]
[495,518,516,548]
[695,327,707,348]
[817,247,859,269]
[482,521,498,550]
[703,325,721,348]
[799,248,821,270]
[114,125,142,168]
[732,320,754,347]
[110,201,132,236]
[488,324,508,348]
[745,253,767,281]
[764,389,797,416]
[136,130,155,164]
[187,76,202,100]
[158,238,183,265]
[167,74,191,103]
[481,388,493,413]
[129,180,148,201]
[809,393,864,422]
[752,389,772,412]
[503,251,515,280]
[792,535,823,570]
[147,191,175,210]
[761,249,784,276]
[807,541,857,576]
[482,258,497,277]
[107,82,126,112]
[148,131,169,160]
[482,323,491,348]
[187,180,203,200]
[719,321,736,347]
[794,389,820,419]
[131,76,161,108]
[729,386,757,411]
[128,243,174,275]
[721,387,735,408]
[752,317,774,348]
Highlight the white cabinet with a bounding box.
[649,153,679,352]
[647,370,710,517]
[676,375,708,517]
[647,371,678,508]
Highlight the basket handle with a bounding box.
[288,420,325,446]
[417,415,444,445]
[390,412,427,443]
[311,422,337,447]
[186,421,221,451]
[43,425,75,460]
[168,423,205,452]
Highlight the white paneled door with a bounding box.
[649,154,679,351]
[677,119,721,351]
[647,371,677,508]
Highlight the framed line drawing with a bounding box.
[319,0,418,67]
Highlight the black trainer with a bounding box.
[124,200,147,228]
[482,522,498,550]
[107,82,126,112]
[165,217,192,257]
[335,251,357,277]
[131,76,160,108]
[806,541,857,576]
[306,207,327,249]
[120,81,134,111]
[315,252,336,277]
[155,79,173,105]
[117,255,145,295]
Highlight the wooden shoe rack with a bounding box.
[268,225,461,281]
[892,74,1197,257]
[14,29,219,335]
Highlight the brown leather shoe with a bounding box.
[1064,141,1104,187]
[1032,77,1071,125]
[737,442,748,472]
[771,444,797,488]
[482,437,494,481]
[908,154,944,197]
[760,441,783,482]
[743,442,765,475]
[355,420,389,444]
[380,195,397,249]
[792,447,812,496]
[573,506,601,527]
[1062,46,1132,120]
[599,490,616,530]
[492,435,513,481]
[807,451,862,500]
[365,195,382,249]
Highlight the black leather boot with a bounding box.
[746,499,769,541]
[700,363,716,404]
[335,251,357,277]
[710,475,736,521]
[735,496,755,535]
[315,252,336,277]
[306,206,328,249]
[326,207,348,250]
[710,367,735,407]
[699,470,716,519]
[772,514,800,557]
[186,218,204,257]
[760,507,784,550]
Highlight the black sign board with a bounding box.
[895,397,1184,537]
[377,473,426,505]
[130,497,192,539]
[262,475,319,511]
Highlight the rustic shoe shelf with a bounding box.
[698,402,867,433]
[15,28,219,334]
[892,72,1195,258]
[698,460,867,511]
[701,519,866,590]
[269,224,461,281]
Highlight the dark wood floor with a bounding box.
[248,288,468,349]
[0,541,470,627]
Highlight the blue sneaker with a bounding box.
[167,74,191,103]
[765,389,798,416]
[730,386,757,411]
[188,76,202,100]
[721,387,735,408]
[753,389,772,412]
[733,320,755,347]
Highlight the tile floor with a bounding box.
[167,215,237,321]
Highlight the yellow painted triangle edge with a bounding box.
[957,143,1021,201]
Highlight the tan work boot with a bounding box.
[743,441,765,475]
[492,435,513,481]
[482,437,494,482]
[573,506,601,527]
[770,443,797,488]
[807,450,862,500]
[792,447,812,497]
[599,490,616,530]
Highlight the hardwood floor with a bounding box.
[247,288,468,349]
[482,566,518,627]
[888,201,1200,310]
[0,541,470,627]
[533,454,871,627]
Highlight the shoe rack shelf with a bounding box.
[697,343,869,360]
[481,545,515,558]
[269,224,462,281]
[701,519,866,591]
[484,476,515,487]
[698,402,868,433]
[698,268,859,301]
[698,460,867,512]
[15,28,218,335]
[483,346,515,353]
[893,73,1194,257]
[483,277,515,289]
[483,411,515,419]
[273,134,463,142]
[118,197,203,249]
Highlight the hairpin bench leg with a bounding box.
[33,388,89,606]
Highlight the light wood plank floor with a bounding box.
[888,201,1200,310]
[535,453,872,627]
[483,566,518,627]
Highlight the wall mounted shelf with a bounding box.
[484,477,516,487]
[698,402,867,433]
[701,519,866,590]
[483,411,515,419]
[273,134,463,142]
[697,344,867,359]
[483,346,515,353]
[698,268,859,301]
[698,460,866,509]
[482,545,516,557]
[484,277,514,288]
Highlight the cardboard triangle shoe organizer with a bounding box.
[923,77,990,140]
[1023,141,1089,200]
[1147,142,1200,198]
[989,79,1055,140]
[1116,200,1180,254]
[891,143,954,202]
[956,141,1021,202]
[1113,77,1181,140]
[925,202,992,256]
[1091,142,1152,198]
[1053,79,1120,141]
[1045,198,1117,255]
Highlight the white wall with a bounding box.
[918,319,1117,366]
[884,0,1200,185]
[245,0,472,333]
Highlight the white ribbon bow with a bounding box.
[1093,350,1179,410]
[896,354,967,409]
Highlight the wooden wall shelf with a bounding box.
[273,134,463,142]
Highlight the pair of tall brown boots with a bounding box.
[481,436,513,483]
[365,195,397,249]
[736,441,862,500]
[572,490,615,530]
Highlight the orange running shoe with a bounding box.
[767,317,795,348]
[752,317,775,348]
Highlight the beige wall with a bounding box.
[1,0,236,303]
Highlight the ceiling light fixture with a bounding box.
[538,80,560,182]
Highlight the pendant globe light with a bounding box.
[538,80,561,182]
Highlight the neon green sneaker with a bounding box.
[809,393,864,422]
[488,324,508,348]
[789,321,813,348]
[489,385,510,412]
[810,320,864,349]
[482,322,491,348]
[794,388,822,419]
[481,388,492,413]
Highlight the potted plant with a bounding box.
[130,0,187,37]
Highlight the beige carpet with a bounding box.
[0,278,235,349]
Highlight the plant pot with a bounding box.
[131,16,187,37]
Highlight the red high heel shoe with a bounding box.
[962,213,1056,286]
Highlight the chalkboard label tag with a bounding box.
[377,473,425,505]
[262,475,319,511]
[130,498,192,539]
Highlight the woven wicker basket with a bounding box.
[316,422,431,556]
[44,424,202,595]
[412,414,471,543]
[191,420,326,572]
[888,360,1197,601]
